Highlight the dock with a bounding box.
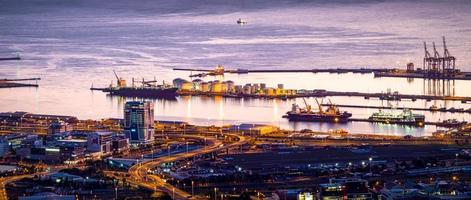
[174,67,471,81]
[321,104,471,114]
[174,67,393,74]
[0,78,40,88]
[178,90,471,103]
[0,57,20,61]
[348,118,465,128]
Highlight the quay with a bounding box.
[0,56,20,61]
[0,78,40,88]
[175,37,471,81]
[348,118,465,128]
[175,66,471,80]
[178,90,471,103]
[174,67,393,74]
[321,104,471,114]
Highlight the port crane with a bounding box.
[313,98,324,114]
[302,98,312,112]
[423,36,457,78]
[132,77,166,87]
[442,36,456,76]
[112,70,126,87]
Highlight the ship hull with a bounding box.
[103,87,178,99]
[285,113,351,123]
[368,117,425,127]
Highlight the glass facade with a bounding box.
[123,101,154,144]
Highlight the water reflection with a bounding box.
[423,79,455,97]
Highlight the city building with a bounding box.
[329,178,373,200]
[112,135,130,153]
[86,132,113,154]
[123,101,155,144]
[319,183,344,200]
[47,121,73,134]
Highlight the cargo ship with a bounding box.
[368,108,425,127]
[283,98,352,123]
[92,70,178,99]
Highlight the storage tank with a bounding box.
[200,82,210,92]
[266,88,275,96]
[181,81,193,92]
[211,82,223,93]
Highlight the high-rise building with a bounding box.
[123,101,155,144]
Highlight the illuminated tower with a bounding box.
[123,101,154,144]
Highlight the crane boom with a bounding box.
[113,70,120,81]
[424,42,431,58]
[302,98,312,112]
[314,98,323,114]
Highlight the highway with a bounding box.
[118,133,247,199]
[0,172,49,200]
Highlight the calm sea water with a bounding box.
[1,0,471,136]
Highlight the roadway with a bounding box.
[116,133,247,199]
[0,172,49,200]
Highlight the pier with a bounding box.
[321,104,471,114]
[174,66,471,80]
[174,67,394,74]
[0,78,40,88]
[178,90,471,103]
[0,56,20,61]
[174,37,471,81]
[348,118,466,128]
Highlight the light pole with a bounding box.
[369,157,373,173]
[115,187,118,200]
[214,188,217,200]
[191,181,194,196]
[186,142,189,154]
[168,146,171,157]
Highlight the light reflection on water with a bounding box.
[0,73,470,136]
[1,0,471,136]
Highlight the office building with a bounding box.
[123,101,155,144]
[86,132,112,154]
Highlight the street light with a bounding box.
[115,187,118,200]
[186,142,189,154]
[369,157,373,173]
[191,181,194,197]
[214,187,218,200]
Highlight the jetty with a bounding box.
[174,37,471,81]
[348,118,466,128]
[178,90,471,103]
[0,78,40,88]
[321,104,471,114]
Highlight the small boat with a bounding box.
[237,18,247,25]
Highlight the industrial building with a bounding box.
[228,123,279,135]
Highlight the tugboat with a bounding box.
[368,108,425,127]
[283,98,352,123]
[93,70,178,99]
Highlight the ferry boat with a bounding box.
[368,108,425,127]
[283,98,352,123]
